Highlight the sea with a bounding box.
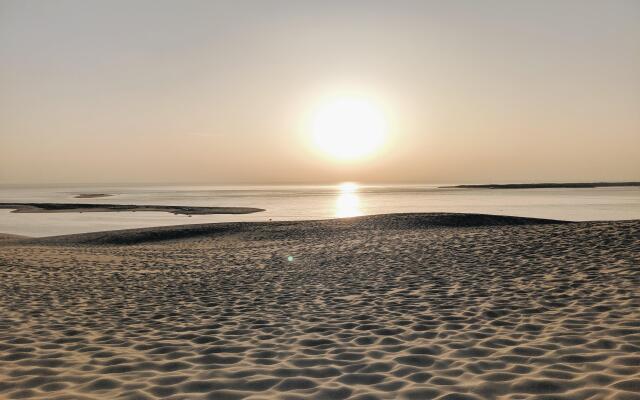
[1,183,639,237]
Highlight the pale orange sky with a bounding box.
[1,0,639,184]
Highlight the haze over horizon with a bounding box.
[1,0,639,185]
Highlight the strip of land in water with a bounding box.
[0,202,264,215]
[442,181,640,189]
[73,193,114,198]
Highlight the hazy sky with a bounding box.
[1,0,638,184]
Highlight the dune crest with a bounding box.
[17,213,566,246]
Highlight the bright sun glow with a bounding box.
[310,97,388,160]
[339,182,358,193]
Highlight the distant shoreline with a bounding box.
[442,181,640,189]
[73,193,113,198]
[0,202,264,216]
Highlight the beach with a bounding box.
[0,213,639,400]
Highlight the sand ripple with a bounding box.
[0,214,638,399]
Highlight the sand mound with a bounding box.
[18,213,566,246]
[0,233,28,241]
[27,222,244,246]
[0,215,638,399]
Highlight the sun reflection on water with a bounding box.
[335,182,362,218]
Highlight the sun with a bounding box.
[309,96,388,161]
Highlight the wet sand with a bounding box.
[0,213,638,400]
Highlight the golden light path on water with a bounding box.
[335,182,363,218]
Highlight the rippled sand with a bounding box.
[0,213,638,400]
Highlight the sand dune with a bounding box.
[25,213,564,246]
[0,233,27,242]
[0,213,638,400]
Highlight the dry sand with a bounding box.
[0,213,638,400]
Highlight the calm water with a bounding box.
[1,184,639,237]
